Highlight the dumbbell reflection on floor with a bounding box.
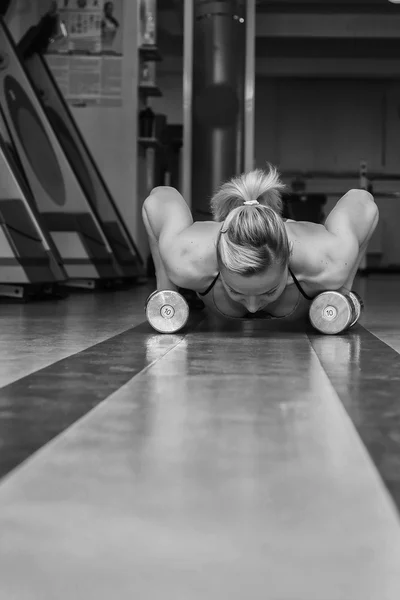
[145,289,364,335]
[309,290,364,335]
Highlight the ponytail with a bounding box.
[211,165,291,276]
[210,164,285,222]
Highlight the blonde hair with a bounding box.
[211,165,291,275]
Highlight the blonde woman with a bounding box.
[142,165,378,321]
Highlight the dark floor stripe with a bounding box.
[308,326,400,513]
[0,314,204,480]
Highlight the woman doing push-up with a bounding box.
[142,165,378,326]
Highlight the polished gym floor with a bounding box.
[0,275,400,599]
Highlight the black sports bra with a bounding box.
[198,268,313,301]
[198,272,221,297]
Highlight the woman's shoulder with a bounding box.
[285,220,342,288]
[181,221,220,262]
[167,221,220,291]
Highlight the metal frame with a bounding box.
[183,0,193,207]
[244,0,256,172]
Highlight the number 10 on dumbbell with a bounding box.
[145,290,190,333]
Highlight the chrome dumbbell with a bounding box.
[309,290,364,335]
[145,290,190,333]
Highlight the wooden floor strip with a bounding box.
[0,315,204,479]
[308,325,400,511]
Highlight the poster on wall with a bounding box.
[46,0,124,107]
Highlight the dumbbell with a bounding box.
[309,290,364,335]
[145,290,190,333]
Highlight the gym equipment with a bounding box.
[145,290,189,333]
[0,128,67,298]
[191,1,246,221]
[18,11,143,280]
[285,160,400,200]
[309,290,364,335]
[0,18,122,289]
[285,168,400,184]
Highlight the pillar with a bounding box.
[191,0,246,220]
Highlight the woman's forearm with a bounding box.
[340,206,379,292]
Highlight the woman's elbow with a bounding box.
[150,186,179,195]
[348,188,375,204]
[361,199,379,247]
[366,196,379,224]
[352,189,379,224]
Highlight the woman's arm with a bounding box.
[291,190,379,292]
[142,186,193,290]
[324,189,378,248]
[323,189,379,290]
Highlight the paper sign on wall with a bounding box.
[48,0,123,106]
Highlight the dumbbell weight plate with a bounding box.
[309,291,354,335]
[348,291,364,328]
[145,290,189,333]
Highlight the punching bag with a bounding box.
[192,0,246,220]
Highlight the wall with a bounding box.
[71,2,144,258]
[149,68,400,178]
[71,2,143,256]
[254,77,400,265]
[254,78,390,174]
[148,69,400,266]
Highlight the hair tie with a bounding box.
[243,200,259,206]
